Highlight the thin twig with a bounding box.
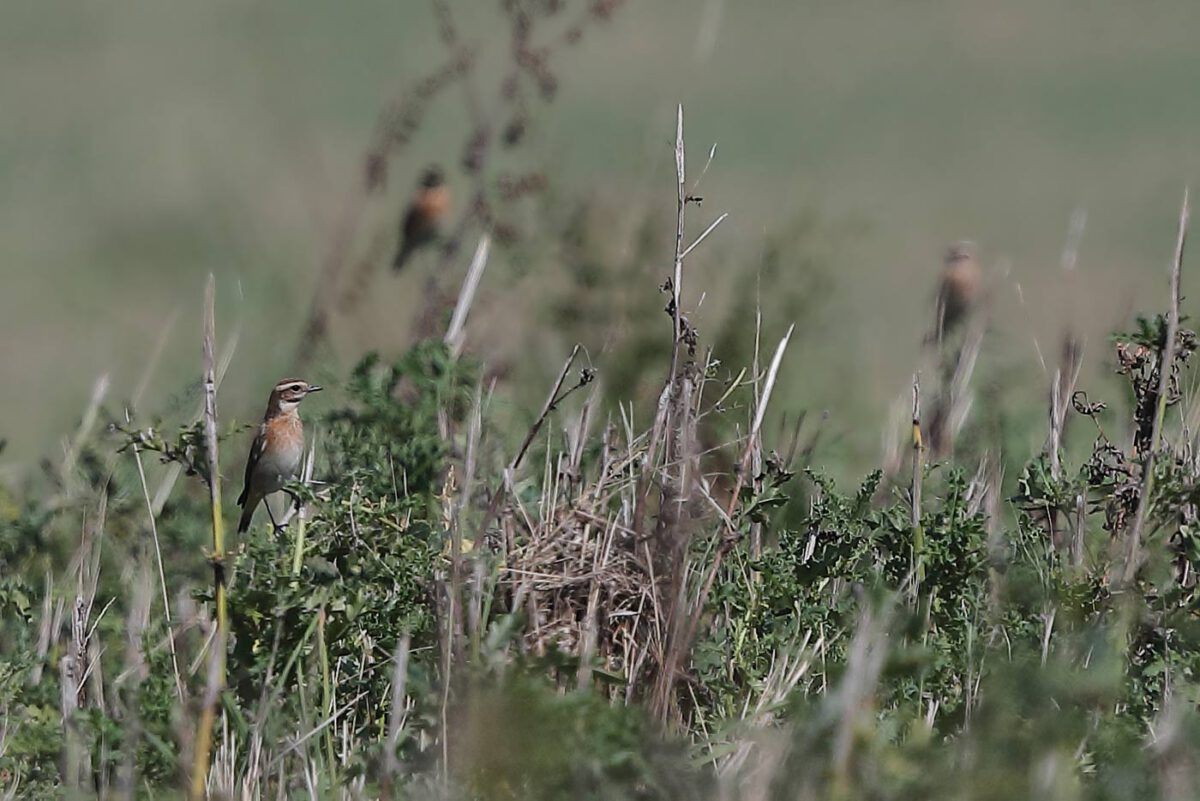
[722,324,797,521]
[62,374,109,487]
[679,212,728,260]
[445,234,492,357]
[381,634,412,798]
[510,344,582,473]
[126,409,184,703]
[1122,188,1189,586]
[264,692,369,771]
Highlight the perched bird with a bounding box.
[933,241,982,342]
[236,378,322,533]
[392,166,449,271]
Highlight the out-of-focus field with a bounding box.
[3,1,1200,474]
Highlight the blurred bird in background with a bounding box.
[237,378,322,533]
[932,240,983,344]
[392,165,449,271]
[923,241,986,458]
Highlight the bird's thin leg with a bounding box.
[277,489,303,528]
[264,498,286,534]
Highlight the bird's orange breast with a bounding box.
[416,185,450,221]
[257,414,305,489]
[944,261,981,302]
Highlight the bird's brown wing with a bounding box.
[402,204,425,240]
[237,425,267,506]
[393,206,436,271]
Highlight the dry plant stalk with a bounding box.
[911,375,925,587]
[830,605,891,796]
[381,634,412,798]
[662,324,794,706]
[116,560,153,798]
[190,274,228,801]
[444,234,492,358]
[61,373,109,491]
[926,316,984,459]
[60,503,104,791]
[1121,189,1189,586]
[151,328,241,516]
[644,106,706,725]
[126,409,184,703]
[1048,208,1087,483]
[715,631,820,780]
[668,105,687,385]
[723,324,795,523]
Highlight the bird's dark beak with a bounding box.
[306,385,323,393]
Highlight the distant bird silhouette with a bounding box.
[392,166,449,271]
[932,241,982,343]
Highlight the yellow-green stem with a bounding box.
[317,607,337,773]
[191,275,227,801]
[292,514,308,578]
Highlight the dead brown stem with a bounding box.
[1121,189,1189,586]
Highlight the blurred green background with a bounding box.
[3,0,1199,476]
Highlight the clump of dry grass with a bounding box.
[428,107,749,729]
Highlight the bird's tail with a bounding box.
[237,495,258,533]
[392,238,416,272]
